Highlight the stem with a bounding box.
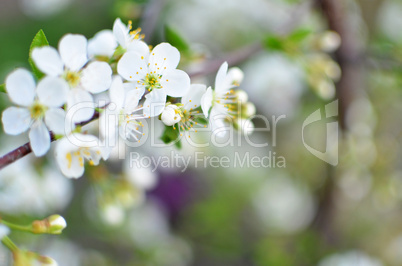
[0,220,31,233]
[1,236,18,252]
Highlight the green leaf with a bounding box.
[263,35,285,51]
[164,25,190,53]
[288,28,312,43]
[29,29,49,80]
[0,84,5,93]
[160,125,182,149]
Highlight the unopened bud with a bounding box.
[32,215,67,235]
[13,250,58,266]
[318,31,341,53]
[227,67,244,86]
[241,102,256,118]
[234,118,254,135]
[235,90,248,103]
[161,105,181,126]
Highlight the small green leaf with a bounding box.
[29,29,49,80]
[0,84,5,93]
[160,125,182,149]
[263,35,285,51]
[164,25,190,53]
[288,28,312,43]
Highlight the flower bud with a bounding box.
[235,90,248,103]
[13,250,58,266]
[161,105,181,126]
[318,31,341,53]
[32,215,67,235]
[227,67,244,86]
[241,102,256,118]
[233,118,254,135]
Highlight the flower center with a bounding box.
[144,73,161,91]
[30,102,48,120]
[65,71,81,88]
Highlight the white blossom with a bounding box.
[2,69,69,156]
[32,34,112,123]
[99,76,146,144]
[117,43,190,117]
[55,133,107,178]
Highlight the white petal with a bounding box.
[127,40,150,58]
[117,51,148,81]
[99,109,118,143]
[0,225,10,240]
[67,89,94,123]
[215,61,228,93]
[143,90,166,117]
[149,43,180,74]
[2,107,31,135]
[124,89,141,113]
[29,120,51,156]
[88,30,117,58]
[210,108,228,138]
[182,84,206,110]
[55,137,84,178]
[159,69,190,97]
[37,76,69,107]
[201,86,213,118]
[59,34,88,72]
[113,18,130,49]
[45,108,67,135]
[32,46,64,76]
[80,61,112,93]
[109,76,125,109]
[124,82,145,99]
[5,68,35,106]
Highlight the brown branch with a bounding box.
[0,112,100,170]
[312,0,366,244]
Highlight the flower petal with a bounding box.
[37,77,69,107]
[149,43,180,74]
[124,89,141,113]
[67,89,94,123]
[117,51,148,82]
[143,90,166,117]
[127,40,150,58]
[29,120,51,156]
[209,108,228,138]
[2,107,31,135]
[201,86,213,118]
[31,46,64,76]
[55,137,85,178]
[113,18,130,49]
[109,76,125,109]
[5,69,35,106]
[182,84,206,110]
[59,34,88,72]
[45,108,67,135]
[159,69,190,97]
[124,82,145,99]
[215,61,228,93]
[80,61,112,94]
[88,30,117,58]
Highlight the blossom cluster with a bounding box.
[1,18,255,179]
